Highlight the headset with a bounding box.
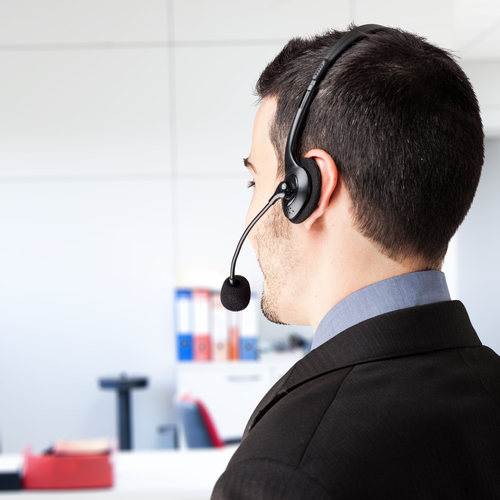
[221,24,385,312]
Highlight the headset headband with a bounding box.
[283,24,385,222]
[285,24,384,172]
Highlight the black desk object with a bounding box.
[99,374,148,451]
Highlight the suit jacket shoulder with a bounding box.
[212,301,500,500]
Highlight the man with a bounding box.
[212,25,500,499]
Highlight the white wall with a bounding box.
[447,63,500,354]
[453,139,500,354]
[0,0,499,453]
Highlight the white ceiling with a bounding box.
[354,0,500,60]
[454,0,500,58]
[0,0,498,60]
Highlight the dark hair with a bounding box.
[256,26,484,267]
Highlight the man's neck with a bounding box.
[304,231,431,332]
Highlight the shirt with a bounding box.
[311,270,451,350]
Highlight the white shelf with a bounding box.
[175,353,303,439]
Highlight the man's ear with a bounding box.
[303,149,338,230]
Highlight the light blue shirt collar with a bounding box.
[311,271,451,350]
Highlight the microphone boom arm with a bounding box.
[229,184,288,284]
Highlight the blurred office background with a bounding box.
[0,0,499,453]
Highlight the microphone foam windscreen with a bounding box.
[221,275,251,312]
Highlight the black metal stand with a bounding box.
[99,374,148,451]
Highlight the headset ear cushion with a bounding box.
[291,157,322,224]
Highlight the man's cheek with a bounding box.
[245,195,259,228]
[245,207,252,228]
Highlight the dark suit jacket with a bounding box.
[212,301,500,499]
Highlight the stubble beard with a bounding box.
[254,202,296,326]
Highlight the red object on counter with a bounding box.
[23,449,113,490]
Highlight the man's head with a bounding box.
[245,25,484,327]
[256,25,484,266]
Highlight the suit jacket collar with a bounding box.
[245,300,481,435]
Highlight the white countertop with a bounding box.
[0,447,237,499]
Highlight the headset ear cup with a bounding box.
[290,157,322,224]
